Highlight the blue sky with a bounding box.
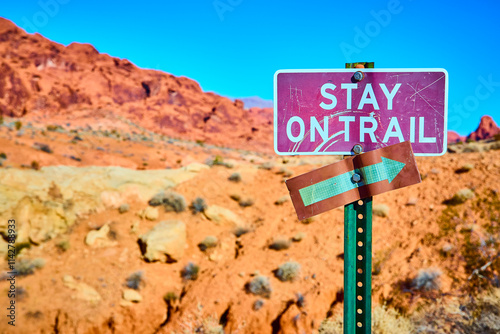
[3,0,500,135]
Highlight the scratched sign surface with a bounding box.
[274,69,448,156]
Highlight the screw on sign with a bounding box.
[274,62,448,333]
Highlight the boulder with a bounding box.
[138,220,186,262]
[203,205,245,228]
[122,288,142,303]
[62,275,101,303]
[85,224,117,248]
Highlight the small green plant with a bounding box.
[198,236,218,251]
[163,291,178,303]
[126,271,145,290]
[228,172,242,182]
[0,152,6,159]
[189,197,207,214]
[274,261,301,282]
[148,191,186,212]
[269,238,291,251]
[14,121,22,130]
[181,262,200,281]
[47,124,62,132]
[246,276,272,298]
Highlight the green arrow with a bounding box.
[299,157,405,206]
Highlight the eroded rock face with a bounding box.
[0,17,273,152]
[138,220,186,262]
[467,115,500,141]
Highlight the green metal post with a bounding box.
[344,197,372,334]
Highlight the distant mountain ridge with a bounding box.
[0,17,273,152]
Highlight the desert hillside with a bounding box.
[0,18,273,153]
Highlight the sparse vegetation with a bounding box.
[0,152,6,159]
[163,291,178,303]
[228,172,241,182]
[126,271,145,290]
[198,236,218,251]
[412,268,442,291]
[274,261,301,282]
[56,240,70,252]
[269,237,291,251]
[118,203,130,214]
[14,121,22,130]
[189,197,207,214]
[181,262,200,281]
[148,191,186,212]
[253,299,264,311]
[246,276,272,298]
[15,258,45,276]
[31,160,40,170]
[445,188,475,205]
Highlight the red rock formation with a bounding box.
[467,115,500,141]
[0,18,273,152]
[447,130,465,144]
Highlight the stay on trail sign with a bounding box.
[274,69,448,156]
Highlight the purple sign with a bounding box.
[274,69,448,156]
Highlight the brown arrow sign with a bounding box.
[286,141,421,220]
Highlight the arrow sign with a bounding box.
[286,141,421,220]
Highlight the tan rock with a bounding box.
[122,288,142,303]
[138,206,159,221]
[203,205,245,228]
[139,220,186,262]
[62,275,101,303]
[85,224,117,248]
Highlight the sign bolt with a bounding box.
[352,144,363,154]
[352,173,362,183]
[353,71,364,82]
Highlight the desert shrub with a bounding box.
[0,152,6,159]
[14,121,22,130]
[56,240,70,252]
[269,238,291,251]
[446,188,474,205]
[181,262,200,281]
[246,276,272,298]
[275,261,301,282]
[276,167,293,177]
[228,172,241,182]
[253,299,264,311]
[373,305,414,334]
[412,268,442,291]
[239,198,254,207]
[455,163,474,174]
[189,197,207,214]
[318,318,342,334]
[126,271,145,290]
[259,162,274,170]
[31,161,40,170]
[300,217,316,224]
[373,204,389,217]
[15,258,45,277]
[163,291,178,303]
[274,196,289,205]
[148,191,186,212]
[34,143,53,154]
[233,227,250,237]
[47,124,62,132]
[118,203,130,214]
[198,236,218,251]
[463,144,480,153]
[207,155,233,168]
